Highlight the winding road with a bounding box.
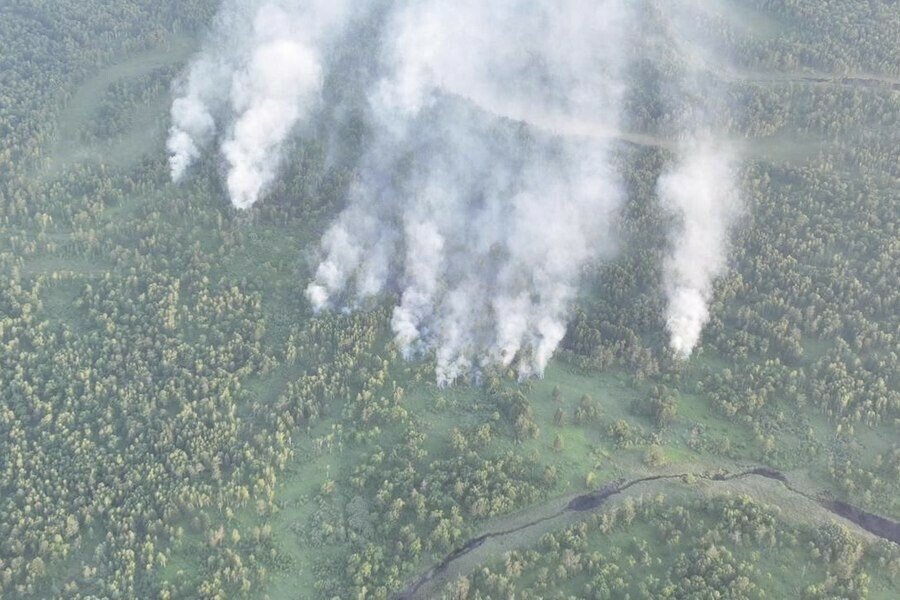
[446,65,899,161]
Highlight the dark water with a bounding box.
[391,467,900,599]
[567,481,624,511]
[828,500,900,544]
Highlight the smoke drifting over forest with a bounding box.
[306,0,631,384]
[168,0,358,208]
[169,0,742,381]
[659,141,740,357]
[656,2,744,358]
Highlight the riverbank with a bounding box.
[393,467,900,599]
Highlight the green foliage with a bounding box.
[441,495,898,600]
[1,1,898,600]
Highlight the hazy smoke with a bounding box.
[659,142,740,357]
[657,1,743,358]
[168,0,358,208]
[170,2,760,382]
[305,0,632,383]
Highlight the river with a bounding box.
[392,467,900,600]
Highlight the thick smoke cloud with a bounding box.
[172,0,746,380]
[656,1,744,358]
[168,0,358,208]
[304,0,632,383]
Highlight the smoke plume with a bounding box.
[659,141,740,357]
[657,1,743,358]
[302,0,632,383]
[169,2,760,382]
[168,0,359,208]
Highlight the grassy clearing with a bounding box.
[256,344,899,598]
[521,363,646,487]
[171,206,898,598]
[264,447,342,598]
[45,33,196,177]
[704,0,789,38]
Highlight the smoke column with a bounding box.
[167,0,360,208]
[169,1,638,383]
[656,1,743,358]
[305,0,633,383]
[658,141,740,357]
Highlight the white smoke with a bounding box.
[168,53,231,182]
[305,0,632,384]
[657,0,743,358]
[171,2,757,383]
[659,142,740,358]
[168,0,359,208]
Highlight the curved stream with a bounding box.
[392,467,900,600]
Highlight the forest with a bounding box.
[0,1,898,599]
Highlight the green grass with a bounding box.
[249,355,760,596]
[433,485,899,600]
[45,33,196,177]
[705,0,790,38]
[260,460,336,598]
[522,363,645,485]
[253,343,899,597]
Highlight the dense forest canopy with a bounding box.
[0,1,897,599]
